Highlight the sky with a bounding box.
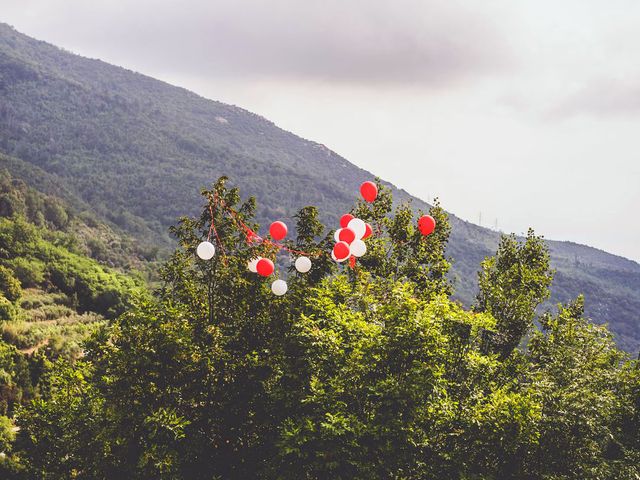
[3,0,640,261]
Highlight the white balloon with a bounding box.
[295,256,312,273]
[248,257,261,273]
[334,229,342,242]
[196,241,215,260]
[347,218,366,239]
[350,239,367,257]
[271,279,288,296]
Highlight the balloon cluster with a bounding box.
[330,181,377,264]
[332,214,371,263]
[196,192,315,296]
[196,179,437,297]
[244,221,314,295]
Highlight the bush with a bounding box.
[44,201,69,229]
[0,323,22,346]
[0,194,24,218]
[0,297,17,322]
[6,257,45,288]
[0,267,21,303]
[0,415,16,453]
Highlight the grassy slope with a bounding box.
[0,23,638,352]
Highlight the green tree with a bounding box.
[0,194,25,218]
[0,342,34,416]
[16,361,118,479]
[43,201,69,229]
[0,414,24,478]
[12,179,639,480]
[5,257,45,288]
[350,181,452,299]
[475,229,554,357]
[524,296,638,479]
[0,266,22,303]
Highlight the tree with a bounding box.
[350,181,452,300]
[524,296,639,479]
[16,361,118,479]
[43,201,69,230]
[475,229,554,357]
[12,178,640,479]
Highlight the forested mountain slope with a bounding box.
[0,22,638,351]
[0,171,144,427]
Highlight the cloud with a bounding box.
[550,77,640,119]
[4,0,513,86]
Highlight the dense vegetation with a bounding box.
[0,179,635,479]
[0,22,638,352]
[0,171,145,470]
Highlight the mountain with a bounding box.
[1,23,639,352]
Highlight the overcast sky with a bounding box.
[4,0,640,261]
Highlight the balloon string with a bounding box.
[210,194,323,258]
[264,238,322,257]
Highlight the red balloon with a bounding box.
[338,227,356,244]
[269,221,288,240]
[333,241,351,260]
[418,215,436,236]
[360,181,378,203]
[256,258,275,277]
[363,223,373,239]
[340,213,354,229]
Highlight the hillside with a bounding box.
[0,171,144,423]
[0,22,639,352]
[0,171,146,329]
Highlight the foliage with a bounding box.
[0,295,17,322]
[7,257,45,288]
[11,179,639,479]
[350,187,453,300]
[0,216,141,318]
[0,170,160,273]
[475,229,554,357]
[525,296,640,479]
[0,265,22,303]
[0,414,16,453]
[0,341,36,416]
[0,169,145,465]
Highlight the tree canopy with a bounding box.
[4,179,638,479]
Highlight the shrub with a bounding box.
[6,258,45,288]
[0,267,21,303]
[44,201,69,229]
[0,297,16,322]
[0,415,16,453]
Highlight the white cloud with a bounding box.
[3,0,513,85]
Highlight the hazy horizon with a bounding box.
[3,0,640,261]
